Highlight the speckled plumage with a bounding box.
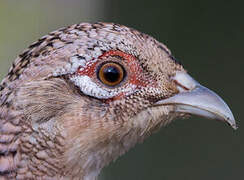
[0,22,234,180]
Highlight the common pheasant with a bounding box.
[0,22,236,180]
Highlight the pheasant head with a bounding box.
[0,22,236,180]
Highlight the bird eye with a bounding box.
[97,62,125,87]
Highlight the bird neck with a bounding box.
[62,123,143,179]
[62,106,173,179]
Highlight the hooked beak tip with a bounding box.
[155,72,237,130]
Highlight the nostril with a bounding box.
[173,79,190,92]
[171,71,199,92]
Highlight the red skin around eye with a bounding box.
[77,50,151,87]
[99,50,149,87]
[77,61,97,77]
[77,50,157,102]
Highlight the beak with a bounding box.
[155,72,237,129]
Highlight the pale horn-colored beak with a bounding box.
[155,72,237,129]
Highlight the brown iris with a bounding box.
[98,62,125,86]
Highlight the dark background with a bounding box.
[0,0,243,180]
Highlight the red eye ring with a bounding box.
[97,62,125,87]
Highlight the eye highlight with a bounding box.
[97,62,125,87]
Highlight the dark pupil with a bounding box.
[103,66,120,83]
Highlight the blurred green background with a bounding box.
[0,0,243,179]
